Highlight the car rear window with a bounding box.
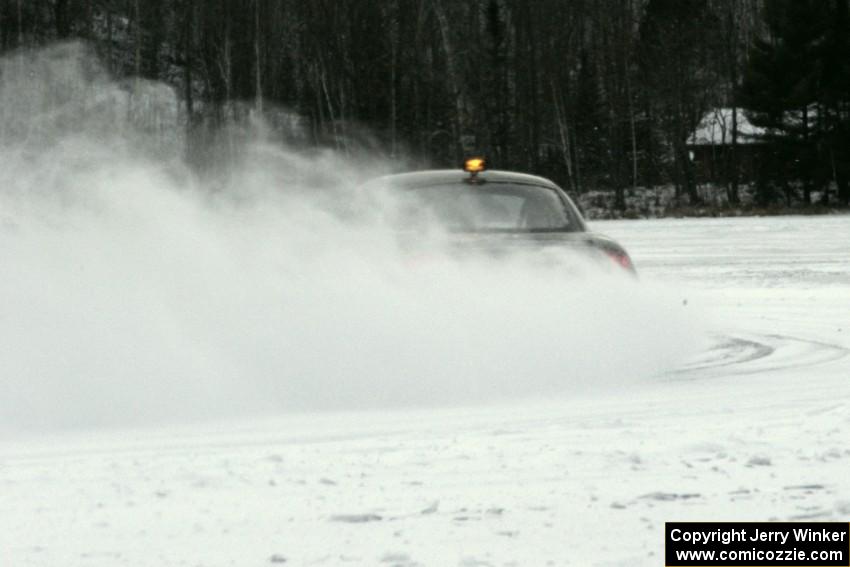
[392,182,574,232]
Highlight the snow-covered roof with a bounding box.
[688,108,766,146]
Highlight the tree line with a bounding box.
[1,0,848,207]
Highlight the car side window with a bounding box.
[520,196,568,229]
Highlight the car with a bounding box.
[362,158,635,274]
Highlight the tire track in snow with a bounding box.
[666,332,849,380]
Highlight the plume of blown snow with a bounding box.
[0,43,703,432]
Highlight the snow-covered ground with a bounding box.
[2,215,849,566]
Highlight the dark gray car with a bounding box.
[364,167,635,274]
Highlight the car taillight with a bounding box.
[605,249,635,272]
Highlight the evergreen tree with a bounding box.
[572,51,608,194]
[739,0,836,205]
[819,0,850,205]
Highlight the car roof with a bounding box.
[368,169,563,190]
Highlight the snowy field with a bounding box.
[2,215,850,566]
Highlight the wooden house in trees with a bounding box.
[687,108,767,184]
